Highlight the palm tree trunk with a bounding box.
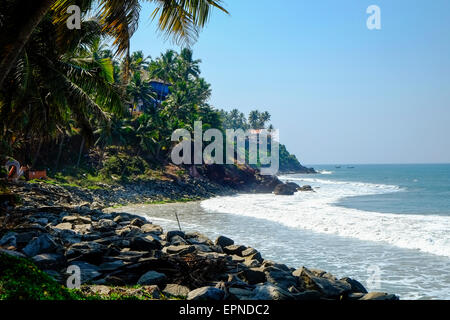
[32,138,43,168]
[0,0,55,89]
[77,136,85,168]
[55,134,65,171]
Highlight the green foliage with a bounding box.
[100,153,149,179]
[0,253,83,300]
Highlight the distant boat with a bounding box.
[347,166,355,169]
[335,166,341,168]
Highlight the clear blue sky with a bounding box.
[130,0,450,165]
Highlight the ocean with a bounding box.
[114,164,450,300]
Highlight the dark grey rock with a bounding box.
[163,284,190,297]
[215,236,234,248]
[298,185,314,192]
[137,271,167,285]
[130,218,146,227]
[340,277,368,294]
[187,287,225,301]
[360,292,399,300]
[251,284,294,300]
[162,245,196,255]
[273,183,296,195]
[0,232,17,247]
[32,253,66,269]
[166,230,185,242]
[265,269,299,290]
[238,269,266,285]
[141,224,163,235]
[71,261,102,283]
[65,241,107,265]
[22,234,59,257]
[129,235,162,251]
[223,245,247,256]
[293,267,352,298]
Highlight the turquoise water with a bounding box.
[315,164,450,216]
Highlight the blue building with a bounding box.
[131,79,171,114]
[149,79,171,105]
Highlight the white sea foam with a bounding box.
[318,170,333,175]
[201,176,450,258]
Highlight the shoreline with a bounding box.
[0,179,399,300]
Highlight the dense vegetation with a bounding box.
[0,0,310,185]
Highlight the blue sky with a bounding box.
[130,0,450,165]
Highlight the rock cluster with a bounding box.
[0,206,398,300]
[273,182,315,195]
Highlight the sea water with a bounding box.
[114,164,450,299]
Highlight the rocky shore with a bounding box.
[0,180,398,301]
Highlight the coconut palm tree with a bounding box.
[0,0,228,89]
[0,15,122,160]
[177,48,201,81]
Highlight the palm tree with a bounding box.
[177,48,201,81]
[248,110,260,129]
[0,0,229,89]
[127,72,157,113]
[0,15,122,158]
[148,49,178,82]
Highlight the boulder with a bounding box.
[298,185,314,192]
[238,269,266,285]
[74,225,94,235]
[340,277,368,294]
[115,226,142,237]
[223,245,247,256]
[185,232,214,246]
[137,270,167,286]
[163,284,190,298]
[292,290,322,301]
[95,219,117,231]
[162,245,196,255]
[0,232,17,248]
[141,224,163,235]
[360,292,399,300]
[62,215,91,225]
[215,236,234,248]
[0,248,26,258]
[98,260,125,272]
[65,241,107,265]
[129,236,162,251]
[273,183,296,195]
[251,284,294,300]
[170,235,189,245]
[187,287,225,301]
[54,222,73,231]
[71,261,102,283]
[241,247,258,257]
[113,215,129,223]
[22,234,59,257]
[130,218,146,228]
[166,230,185,242]
[285,182,300,189]
[32,253,66,269]
[229,287,255,300]
[265,269,299,290]
[293,267,351,298]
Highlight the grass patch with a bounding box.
[0,253,84,300]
